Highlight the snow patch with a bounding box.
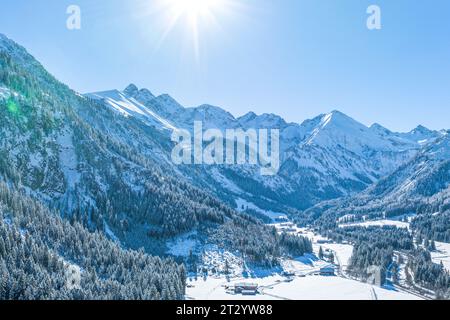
[431,242,450,273]
[57,131,81,190]
[167,232,199,257]
[210,167,243,194]
[339,219,410,230]
[235,198,284,220]
[104,222,120,245]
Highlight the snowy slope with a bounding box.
[86,89,177,131]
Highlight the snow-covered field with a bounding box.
[339,219,410,230]
[431,242,450,273]
[167,232,199,257]
[270,223,354,273]
[320,243,354,271]
[185,221,421,301]
[186,272,421,300]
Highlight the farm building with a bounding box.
[317,239,333,244]
[282,271,295,277]
[233,283,259,295]
[320,266,336,276]
[275,216,289,223]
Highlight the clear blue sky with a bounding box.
[1,0,449,131]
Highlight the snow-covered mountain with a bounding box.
[2,29,445,230]
[0,33,286,265]
[276,111,438,208]
[3,29,450,301]
[88,85,443,212]
[86,88,178,131]
[301,132,450,223]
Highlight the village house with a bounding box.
[233,283,259,295]
[320,266,336,276]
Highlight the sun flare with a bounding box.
[154,0,231,58]
[165,0,225,19]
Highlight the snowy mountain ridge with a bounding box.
[2,32,305,270]
[88,84,443,148]
[87,85,445,212]
[302,133,450,224]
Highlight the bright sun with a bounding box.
[149,0,237,59]
[166,0,225,19]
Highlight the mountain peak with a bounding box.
[238,111,257,122]
[197,104,222,111]
[195,104,236,120]
[320,110,362,129]
[301,110,402,153]
[398,124,441,144]
[238,112,288,129]
[137,88,155,100]
[327,110,354,119]
[155,93,181,106]
[370,122,389,130]
[150,94,184,117]
[330,109,346,116]
[124,84,139,97]
[370,123,392,135]
[410,125,432,134]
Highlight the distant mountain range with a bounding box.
[87,84,445,215]
[0,33,288,266]
[302,131,450,224]
[1,32,450,300]
[1,31,449,254]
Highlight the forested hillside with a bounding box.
[411,213,450,243]
[0,182,186,300]
[0,32,310,287]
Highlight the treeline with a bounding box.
[316,225,414,284]
[339,226,413,282]
[0,182,185,300]
[411,213,450,243]
[407,249,450,297]
[210,218,313,267]
[279,232,313,257]
[324,226,414,252]
[314,223,450,297]
[349,242,393,281]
